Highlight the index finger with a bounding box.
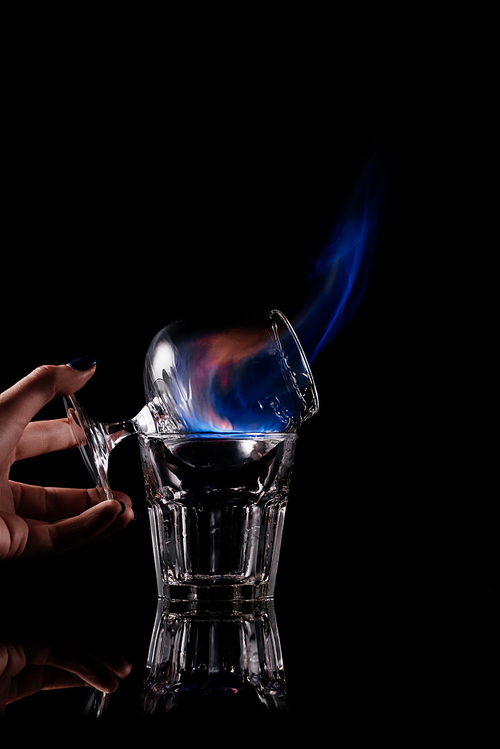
[0,364,95,460]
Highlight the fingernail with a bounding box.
[118,501,126,516]
[66,355,97,371]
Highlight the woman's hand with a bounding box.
[0,362,134,560]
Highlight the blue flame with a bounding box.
[164,326,311,433]
[147,157,384,434]
[292,155,385,363]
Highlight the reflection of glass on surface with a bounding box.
[142,600,288,718]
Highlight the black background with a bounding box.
[1,33,497,734]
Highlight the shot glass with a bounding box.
[141,432,297,602]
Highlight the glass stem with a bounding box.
[102,405,155,453]
[103,420,138,451]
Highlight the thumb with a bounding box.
[0,361,96,459]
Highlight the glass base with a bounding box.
[162,582,273,603]
[63,394,140,502]
[64,393,114,501]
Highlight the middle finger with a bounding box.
[14,419,78,462]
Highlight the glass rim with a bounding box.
[270,308,319,413]
[137,431,299,441]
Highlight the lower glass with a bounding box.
[139,433,297,601]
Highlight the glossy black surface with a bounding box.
[2,561,498,731]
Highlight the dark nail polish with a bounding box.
[118,501,126,516]
[66,355,97,371]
